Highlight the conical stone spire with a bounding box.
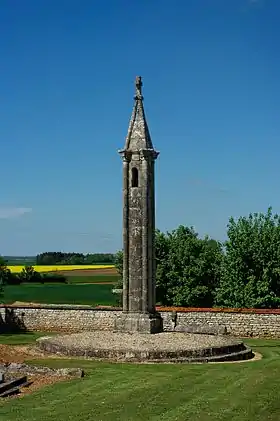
[124,76,154,151]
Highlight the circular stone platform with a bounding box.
[37,332,253,363]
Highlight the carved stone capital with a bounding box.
[118,149,132,162]
[139,148,159,161]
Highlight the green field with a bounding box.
[1,283,117,306]
[3,256,36,266]
[0,334,280,420]
[67,274,118,284]
[1,272,119,306]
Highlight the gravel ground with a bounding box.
[39,331,240,352]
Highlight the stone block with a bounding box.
[114,312,163,334]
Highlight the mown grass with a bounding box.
[0,331,54,345]
[0,336,280,420]
[1,283,117,306]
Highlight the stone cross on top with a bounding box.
[135,76,143,99]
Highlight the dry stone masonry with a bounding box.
[1,305,280,338]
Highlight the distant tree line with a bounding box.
[115,207,280,309]
[36,252,115,265]
[3,256,36,265]
[2,207,280,309]
[0,262,67,291]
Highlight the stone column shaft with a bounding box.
[141,158,148,313]
[122,159,129,311]
[151,160,156,312]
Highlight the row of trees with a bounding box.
[2,208,280,309]
[36,252,115,265]
[115,208,280,309]
[0,261,67,290]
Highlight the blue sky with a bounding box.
[0,0,279,255]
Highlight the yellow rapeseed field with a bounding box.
[8,265,115,273]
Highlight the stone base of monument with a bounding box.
[36,331,253,363]
[114,311,163,334]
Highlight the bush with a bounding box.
[0,257,10,286]
[6,273,22,285]
[215,208,280,308]
[17,266,67,284]
[41,273,68,284]
[156,226,223,307]
[0,257,22,289]
[19,266,41,283]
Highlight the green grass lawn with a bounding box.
[0,334,280,420]
[1,283,117,306]
[0,331,54,345]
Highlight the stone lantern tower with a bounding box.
[116,76,162,333]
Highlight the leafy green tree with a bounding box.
[215,207,280,308]
[156,226,222,307]
[154,229,172,304]
[36,252,115,265]
[19,266,41,283]
[0,256,10,297]
[114,227,222,308]
[0,256,10,280]
[114,250,123,279]
[0,257,23,286]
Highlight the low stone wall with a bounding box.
[160,310,280,338]
[0,305,120,333]
[1,305,280,338]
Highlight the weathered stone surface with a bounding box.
[175,323,227,335]
[37,331,253,363]
[114,312,163,334]
[118,76,162,331]
[0,361,84,378]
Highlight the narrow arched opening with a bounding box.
[131,167,139,187]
